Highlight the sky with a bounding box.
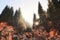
[0,0,48,25]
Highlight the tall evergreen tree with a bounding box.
[14,8,26,33]
[52,0,60,31]
[38,2,43,16]
[14,8,21,27]
[48,0,60,20]
[33,13,36,29]
[47,0,60,32]
[47,0,56,19]
[51,0,60,17]
[0,5,14,22]
[38,2,45,24]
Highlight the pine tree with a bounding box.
[38,2,45,24]
[33,13,36,29]
[47,0,60,32]
[0,5,13,22]
[51,0,60,18]
[48,0,60,20]
[47,0,56,19]
[14,8,26,33]
[38,2,43,16]
[14,8,21,27]
[52,0,60,31]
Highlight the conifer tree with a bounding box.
[47,0,60,31]
[33,13,36,29]
[14,8,26,33]
[38,2,43,16]
[47,0,56,19]
[38,2,45,24]
[0,5,13,22]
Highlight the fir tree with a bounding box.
[38,2,45,24]
[0,5,14,22]
[38,2,43,16]
[33,13,36,29]
[47,0,56,19]
[47,0,60,32]
[14,8,26,33]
